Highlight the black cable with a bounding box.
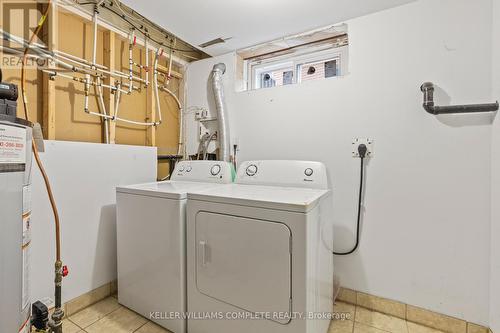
[333,144,367,255]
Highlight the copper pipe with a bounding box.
[32,141,61,261]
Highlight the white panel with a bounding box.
[117,193,185,333]
[195,212,291,322]
[186,0,493,325]
[30,141,157,304]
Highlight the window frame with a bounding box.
[246,45,348,90]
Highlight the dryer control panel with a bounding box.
[236,160,328,189]
[171,161,234,183]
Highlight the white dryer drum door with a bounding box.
[195,212,292,324]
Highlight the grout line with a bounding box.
[132,321,149,332]
[68,317,86,330]
[351,305,356,333]
[81,301,124,330]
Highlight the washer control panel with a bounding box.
[236,160,328,189]
[171,161,233,183]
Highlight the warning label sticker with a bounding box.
[0,124,26,164]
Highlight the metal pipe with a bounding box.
[211,63,231,162]
[420,82,499,115]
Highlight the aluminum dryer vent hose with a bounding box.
[211,63,231,162]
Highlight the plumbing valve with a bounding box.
[62,265,69,277]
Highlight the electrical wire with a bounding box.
[20,0,61,262]
[333,148,366,256]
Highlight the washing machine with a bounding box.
[186,160,333,333]
[116,160,234,333]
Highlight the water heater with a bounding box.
[0,111,33,333]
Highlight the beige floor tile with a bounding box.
[62,319,84,333]
[66,283,111,316]
[467,323,489,333]
[408,322,446,333]
[338,287,357,304]
[69,297,122,328]
[329,319,355,333]
[334,302,356,321]
[357,292,406,319]
[135,321,173,333]
[85,306,148,333]
[355,307,408,333]
[354,321,390,333]
[407,306,466,333]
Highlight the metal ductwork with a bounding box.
[211,63,231,162]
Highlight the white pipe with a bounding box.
[128,30,135,93]
[57,1,192,67]
[167,47,173,85]
[54,50,108,69]
[159,85,183,156]
[160,86,182,109]
[41,70,130,95]
[95,76,110,144]
[145,36,149,87]
[92,6,98,65]
[154,48,163,124]
[113,83,123,120]
[115,117,159,126]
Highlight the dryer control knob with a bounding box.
[179,166,185,172]
[210,164,221,176]
[305,168,314,177]
[186,166,192,172]
[246,164,258,176]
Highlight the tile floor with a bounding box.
[59,296,450,333]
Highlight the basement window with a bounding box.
[240,25,348,90]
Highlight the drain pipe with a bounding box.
[420,82,499,115]
[211,63,230,162]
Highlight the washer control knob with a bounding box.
[304,168,314,177]
[246,164,258,176]
[186,166,192,172]
[178,166,185,172]
[210,164,221,176]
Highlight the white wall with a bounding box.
[490,0,500,331]
[185,0,494,325]
[31,141,157,304]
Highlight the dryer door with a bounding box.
[195,212,292,323]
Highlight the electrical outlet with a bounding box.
[352,138,374,157]
[194,108,209,120]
